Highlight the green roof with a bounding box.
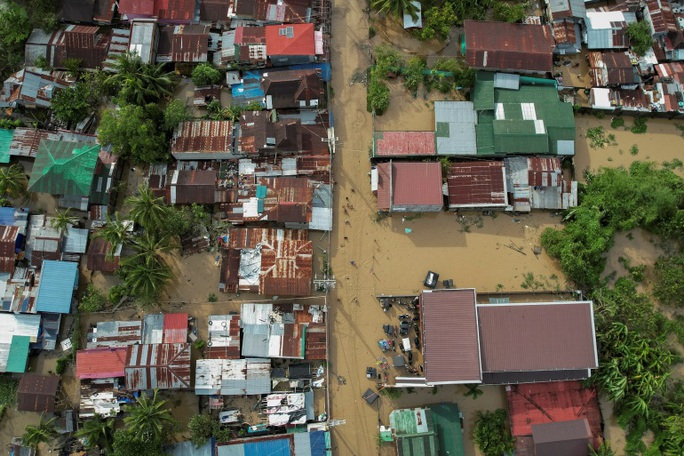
[28,140,101,196]
[429,403,465,456]
[473,72,495,111]
[493,120,550,154]
[389,403,465,456]
[6,335,30,373]
[0,129,15,164]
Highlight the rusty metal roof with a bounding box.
[118,0,155,17]
[155,0,197,22]
[645,0,678,35]
[0,226,19,273]
[477,302,598,375]
[125,343,192,390]
[17,373,59,413]
[588,51,636,86]
[421,289,482,384]
[206,315,241,359]
[447,161,507,208]
[168,169,218,204]
[171,120,233,156]
[53,25,111,69]
[464,20,554,73]
[170,24,210,62]
[261,69,323,109]
[76,347,127,379]
[373,131,436,157]
[376,161,444,212]
[200,0,230,24]
[86,320,142,348]
[553,19,578,45]
[163,313,188,343]
[86,237,119,273]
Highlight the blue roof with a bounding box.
[167,440,214,456]
[35,260,78,314]
[218,437,291,456]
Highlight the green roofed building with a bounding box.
[0,129,15,164]
[388,402,465,456]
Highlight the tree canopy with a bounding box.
[98,105,169,164]
[191,63,223,87]
[473,409,515,456]
[371,0,420,20]
[106,53,175,105]
[626,21,653,56]
[0,164,27,198]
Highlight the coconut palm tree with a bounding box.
[94,212,131,258]
[50,208,79,233]
[0,164,27,198]
[107,53,174,105]
[125,185,168,231]
[74,415,115,452]
[123,389,176,444]
[22,415,58,449]
[371,0,420,20]
[129,231,175,266]
[464,384,484,399]
[120,257,173,300]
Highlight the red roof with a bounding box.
[374,131,436,157]
[155,0,195,22]
[76,347,127,379]
[448,161,507,208]
[265,23,315,55]
[507,381,602,440]
[376,162,444,211]
[118,0,155,16]
[163,313,188,343]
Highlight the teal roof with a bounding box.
[0,129,14,164]
[35,260,78,314]
[493,120,550,154]
[473,72,495,110]
[6,335,30,373]
[389,403,465,456]
[429,403,465,456]
[28,140,101,196]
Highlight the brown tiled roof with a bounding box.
[477,302,598,374]
[464,20,554,73]
[421,289,482,384]
[447,161,507,208]
[17,374,59,413]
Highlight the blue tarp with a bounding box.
[309,431,328,455]
[243,438,290,456]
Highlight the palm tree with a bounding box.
[371,0,420,20]
[129,231,175,266]
[125,185,168,231]
[94,212,131,258]
[123,389,176,443]
[75,415,115,452]
[120,258,173,300]
[50,208,79,233]
[22,415,58,449]
[0,164,27,198]
[464,384,484,399]
[107,53,174,105]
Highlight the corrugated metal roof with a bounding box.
[163,313,188,343]
[464,20,554,72]
[477,301,598,374]
[585,11,635,49]
[0,207,29,233]
[206,314,241,359]
[154,0,197,23]
[376,161,443,212]
[63,228,88,254]
[143,313,165,344]
[549,0,586,19]
[0,129,14,163]
[169,24,210,62]
[87,320,142,348]
[645,0,677,35]
[217,435,294,456]
[0,313,41,344]
[261,69,323,110]
[86,237,120,273]
[17,373,59,413]
[35,260,77,314]
[421,289,482,384]
[118,0,155,18]
[8,128,97,158]
[0,69,71,109]
[129,19,158,64]
[125,343,192,390]
[76,347,127,379]
[435,101,477,155]
[533,418,591,444]
[265,23,315,55]
[195,358,271,396]
[507,381,602,437]
[171,121,234,158]
[168,169,217,204]
[373,131,435,157]
[28,140,101,197]
[5,335,30,373]
[447,161,508,208]
[0,225,19,273]
[166,440,214,456]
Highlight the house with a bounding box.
[17,374,59,413]
[434,101,477,156]
[233,27,268,66]
[206,315,241,359]
[547,0,586,21]
[0,226,21,274]
[58,0,117,24]
[504,157,578,212]
[125,343,192,390]
[644,0,678,37]
[553,19,583,55]
[118,0,196,23]
[471,72,576,156]
[463,20,555,73]
[585,11,637,49]
[216,431,331,455]
[141,313,188,344]
[35,260,78,314]
[86,237,121,273]
[195,358,271,395]
[24,215,63,269]
[588,51,639,87]
[373,161,444,213]
[532,419,593,456]
[166,440,215,456]
[76,347,128,380]
[0,313,40,373]
[6,128,97,159]
[199,0,231,27]
[0,68,71,109]
[239,303,326,358]
[129,19,159,64]
[227,0,314,24]
[388,403,465,456]
[156,24,210,63]
[86,320,142,349]
[219,228,313,296]
[372,131,436,158]
[27,140,104,210]
[167,170,220,205]
[62,227,89,262]
[193,85,222,107]
[237,110,329,155]
[261,69,324,109]
[262,391,315,426]
[447,161,508,210]
[171,121,235,160]
[394,289,598,387]
[51,25,112,69]
[265,23,317,66]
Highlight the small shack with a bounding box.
[17,373,59,413]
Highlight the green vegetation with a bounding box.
[625,21,653,56]
[586,126,614,148]
[473,409,515,456]
[75,415,115,453]
[402,56,426,96]
[0,118,23,129]
[98,105,169,164]
[367,73,390,115]
[414,3,457,41]
[208,293,218,302]
[630,144,639,155]
[188,414,232,447]
[22,415,58,449]
[464,384,484,399]
[79,284,109,313]
[371,0,419,20]
[51,81,100,126]
[493,1,527,23]
[118,389,177,453]
[106,53,175,106]
[379,387,403,399]
[631,117,648,134]
[163,99,191,132]
[0,376,18,421]
[0,164,27,198]
[191,63,223,87]
[611,117,625,129]
[50,208,78,233]
[541,162,684,454]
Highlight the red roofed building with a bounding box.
[373,131,436,157]
[265,23,316,66]
[162,313,188,343]
[374,161,444,213]
[118,0,195,23]
[447,161,508,209]
[464,20,555,73]
[76,347,127,379]
[118,0,155,19]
